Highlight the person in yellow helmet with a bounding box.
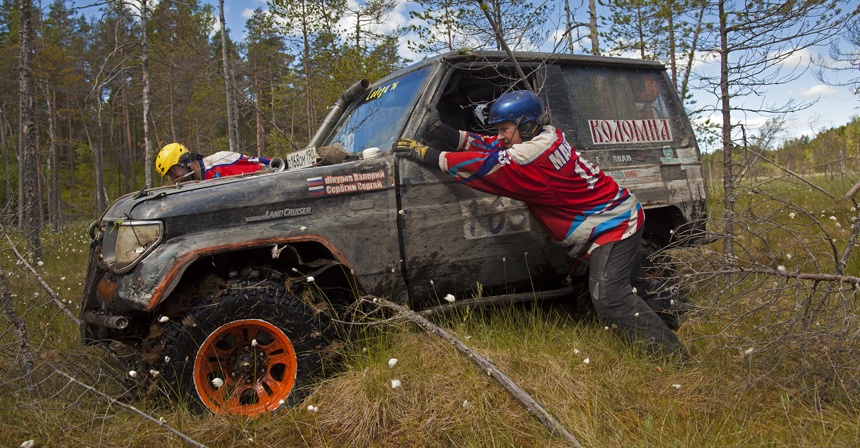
[155,143,270,182]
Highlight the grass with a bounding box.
[1,172,859,447]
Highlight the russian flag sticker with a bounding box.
[307,177,325,196]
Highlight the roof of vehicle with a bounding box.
[369,51,667,91]
[405,50,666,74]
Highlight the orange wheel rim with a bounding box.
[193,319,297,416]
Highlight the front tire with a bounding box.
[143,270,332,416]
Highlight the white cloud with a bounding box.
[771,48,812,69]
[787,84,839,98]
[337,0,410,38]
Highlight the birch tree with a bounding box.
[141,0,153,187]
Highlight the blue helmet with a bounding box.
[488,90,544,126]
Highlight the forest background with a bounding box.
[0,0,858,233]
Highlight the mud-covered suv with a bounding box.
[81,51,708,416]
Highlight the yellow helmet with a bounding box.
[155,143,189,177]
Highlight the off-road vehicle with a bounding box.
[81,51,708,416]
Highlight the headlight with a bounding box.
[102,220,163,273]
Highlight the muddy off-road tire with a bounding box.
[143,271,333,416]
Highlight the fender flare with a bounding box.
[145,234,352,311]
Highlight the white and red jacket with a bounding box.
[202,151,270,180]
[437,126,643,258]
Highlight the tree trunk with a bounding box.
[45,87,61,231]
[19,0,41,261]
[142,0,154,187]
[84,121,106,215]
[589,0,599,55]
[636,4,645,58]
[1,110,10,219]
[17,103,23,230]
[680,3,705,99]
[665,0,677,86]
[220,0,238,152]
[563,0,574,54]
[168,63,176,142]
[121,57,134,194]
[66,97,75,188]
[719,0,734,258]
[301,0,316,141]
[254,68,265,157]
[492,1,503,51]
[843,179,860,201]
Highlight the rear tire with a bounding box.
[143,270,333,416]
[640,240,691,331]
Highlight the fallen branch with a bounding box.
[5,234,81,325]
[688,267,860,286]
[375,297,585,448]
[843,178,860,201]
[839,212,860,274]
[50,364,208,448]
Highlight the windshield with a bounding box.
[323,66,431,154]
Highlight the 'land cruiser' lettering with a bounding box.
[245,207,312,222]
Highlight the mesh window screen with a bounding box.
[547,66,689,150]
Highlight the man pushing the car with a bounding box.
[394,90,690,362]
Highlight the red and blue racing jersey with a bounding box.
[437,126,643,258]
[202,151,270,180]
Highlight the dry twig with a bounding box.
[0,266,36,392]
[49,364,208,448]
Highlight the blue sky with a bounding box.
[111,0,849,148]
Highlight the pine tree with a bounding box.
[243,8,292,156]
[19,0,41,260]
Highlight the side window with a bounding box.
[430,65,545,147]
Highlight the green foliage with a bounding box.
[603,0,716,109]
[407,0,471,55]
[702,116,860,185]
[0,0,853,223]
